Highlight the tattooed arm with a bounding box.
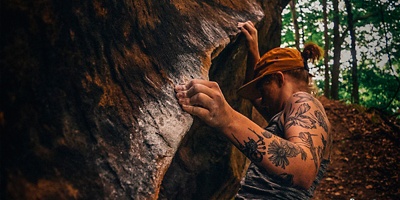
[279,92,331,188]
[175,80,331,189]
[219,92,330,189]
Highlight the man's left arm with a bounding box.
[282,92,331,176]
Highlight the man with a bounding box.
[175,21,331,199]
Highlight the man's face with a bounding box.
[256,76,282,120]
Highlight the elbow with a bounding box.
[294,169,317,190]
[296,177,314,190]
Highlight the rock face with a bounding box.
[1,0,288,199]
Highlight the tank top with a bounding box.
[235,104,330,200]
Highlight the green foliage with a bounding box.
[358,65,400,114]
[282,10,296,47]
[281,0,400,115]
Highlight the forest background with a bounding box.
[280,0,399,116]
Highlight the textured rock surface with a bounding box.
[1,0,288,199]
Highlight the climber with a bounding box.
[174,21,332,199]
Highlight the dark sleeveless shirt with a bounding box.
[235,103,330,200]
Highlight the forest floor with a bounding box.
[312,97,400,200]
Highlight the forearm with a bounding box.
[244,46,260,84]
[220,112,317,189]
[245,47,262,110]
[244,43,263,112]
[238,21,260,84]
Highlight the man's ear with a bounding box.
[276,71,284,87]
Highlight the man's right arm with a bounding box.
[238,21,268,119]
[238,21,260,83]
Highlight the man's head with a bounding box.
[238,43,322,100]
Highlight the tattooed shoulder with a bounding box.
[293,92,326,114]
[293,92,315,103]
[285,92,329,132]
[285,102,317,130]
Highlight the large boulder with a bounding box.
[1,0,288,199]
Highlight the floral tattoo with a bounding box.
[314,110,329,132]
[273,93,331,171]
[267,139,307,169]
[296,132,319,171]
[285,103,317,130]
[293,92,326,115]
[286,93,329,132]
[318,134,328,160]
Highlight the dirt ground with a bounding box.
[312,97,400,200]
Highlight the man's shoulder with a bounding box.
[288,92,324,110]
[284,92,329,126]
[290,91,317,102]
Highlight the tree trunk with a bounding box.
[378,2,400,110]
[331,0,341,100]
[345,0,359,104]
[0,0,288,199]
[290,0,300,50]
[323,0,330,98]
